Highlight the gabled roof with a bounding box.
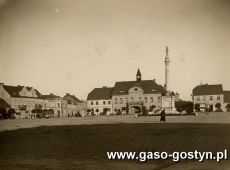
[192,84,223,96]
[3,85,41,98]
[0,98,10,108]
[112,80,165,96]
[63,93,82,103]
[40,93,61,99]
[224,91,230,103]
[87,87,113,100]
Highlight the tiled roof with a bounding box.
[40,93,61,99]
[63,93,82,103]
[87,87,113,100]
[192,84,223,96]
[26,87,32,91]
[0,98,10,108]
[3,85,41,98]
[112,80,165,96]
[224,91,230,103]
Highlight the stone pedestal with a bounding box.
[161,95,176,114]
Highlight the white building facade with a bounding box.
[192,84,230,112]
[87,87,113,115]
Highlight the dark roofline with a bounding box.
[0,98,10,108]
[40,93,61,99]
[63,93,82,103]
[3,85,42,98]
[87,87,113,100]
[111,80,165,96]
[192,84,223,96]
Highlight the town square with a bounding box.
[0,0,230,169]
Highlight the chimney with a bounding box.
[153,78,155,82]
[102,86,107,88]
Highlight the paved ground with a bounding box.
[1,113,230,132]
[0,113,230,170]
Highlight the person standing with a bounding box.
[160,109,166,122]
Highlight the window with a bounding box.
[210,96,213,101]
[217,96,220,100]
[57,103,60,107]
[150,97,153,103]
[131,97,134,102]
[203,96,206,101]
[103,101,106,105]
[120,98,123,104]
[108,101,111,104]
[158,96,161,102]
[197,96,200,101]
[138,97,142,102]
[134,88,138,91]
[115,98,118,104]
[96,101,98,105]
[91,101,93,105]
[145,97,148,103]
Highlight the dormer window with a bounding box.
[120,90,125,93]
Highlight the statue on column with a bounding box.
[166,46,169,56]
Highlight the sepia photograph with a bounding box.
[0,0,230,169]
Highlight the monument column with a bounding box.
[164,46,170,95]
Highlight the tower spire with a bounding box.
[136,68,142,82]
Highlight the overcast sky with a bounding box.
[0,0,230,100]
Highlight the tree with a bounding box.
[75,111,81,117]
[215,103,222,112]
[194,103,200,112]
[149,105,156,111]
[0,108,7,119]
[121,107,126,114]
[48,109,54,118]
[142,106,147,116]
[95,109,99,116]
[116,109,121,115]
[103,108,109,115]
[126,103,129,115]
[175,100,193,113]
[226,104,230,112]
[7,109,16,119]
[91,109,95,116]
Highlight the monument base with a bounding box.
[161,95,177,114]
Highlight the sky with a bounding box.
[0,0,230,101]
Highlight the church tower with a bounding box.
[164,46,170,94]
[136,68,142,82]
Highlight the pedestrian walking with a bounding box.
[160,109,166,122]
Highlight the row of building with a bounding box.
[87,69,179,115]
[86,81,230,115]
[0,47,229,117]
[0,83,86,118]
[0,78,230,118]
